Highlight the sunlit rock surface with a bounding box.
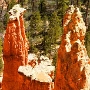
[2,4,29,90]
[2,4,54,90]
[18,54,55,90]
[18,54,55,82]
[54,5,90,90]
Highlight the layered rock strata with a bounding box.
[54,5,90,90]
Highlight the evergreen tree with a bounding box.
[3,12,9,28]
[31,0,39,12]
[85,31,90,58]
[18,0,29,6]
[41,15,49,54]
[0,38,3,73]
[0,22,4,33]
[56,0,69,26]
[84,0,89,28]
[28,11,43,53]
[39,0,47,17]
[84,0,90,58]
[45,11,62,55]
[7,0,16,10]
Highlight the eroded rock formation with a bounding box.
[54,5,90,90]
[2,4,29,90]
[2,4,54,90]
[18,54,55,90]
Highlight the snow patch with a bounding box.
[0,76,3,83]
[28,53,38,61]
[18,54,55,82]
[9,4,26,25]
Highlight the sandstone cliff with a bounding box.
[54,5,90,90]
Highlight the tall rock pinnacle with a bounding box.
[2,4,29,90]
[54,5,90,90]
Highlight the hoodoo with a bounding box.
[54,5,90,90]
[2,4,90,90]
[2,4,55,90]
[2,4,29,90]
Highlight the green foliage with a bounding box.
[52,52,57,67]
[30,0,40,12]
[57,0,69,18]
[49,11,62,43]
[39,0,47,17]
[18,0,28,6]
[3,12,9,28]
[85,31,90,58]
[0,38,3,73]
[28,11,43,53]
[1,0,90,66]
[44,11,62,55]
[0,22,4,33]
[7,0,16,10]
[30,11,42,33]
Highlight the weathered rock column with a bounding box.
[2,4,29,90]
[54,5,90,90]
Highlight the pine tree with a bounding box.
[7,0,16,10]
[41,15,49,54]
[39,0,47,17]
[28,11,43,53]
[3,12,9,28]
[0,22,4,33]
[84,0,90,58]
[19,0,25,6]
[84,0,89,29]
[31,0,39,12]
[0,38,3,73]
[45,11,62,55]
[56,0,69,26]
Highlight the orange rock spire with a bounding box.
[54,5,90,90]
[2,4,29,90]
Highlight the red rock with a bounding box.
[2,4,52,90]
[2,4,29,90]
[54,5,90,90]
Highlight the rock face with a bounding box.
[2,4,54,90]
[54,5,90,90]
[18,73,53,90]
[2,4,29,90]
[18,54,55,90]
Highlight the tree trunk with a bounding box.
[70,0,74,5]
[77,0,79,6]
[31,0,35,12]
[56,0,58,9]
